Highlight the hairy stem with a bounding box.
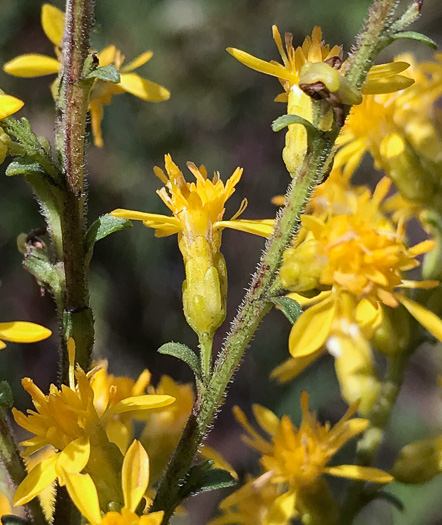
[55,0,95,378]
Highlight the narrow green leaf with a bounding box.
[392,31,437,49]
[272,114,321,150]
[196,468,237,493]
[178,461,236,500]
[86,65,121,83]
[270,296,302,324]
[0,381,14,409]
[364,491,404,512]
[6,157,45,177]
[158,342,202,380]
[86,214,132,262]
[23,249,63,298]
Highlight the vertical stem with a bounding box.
[56,0,95,378]
[0,410,47,525]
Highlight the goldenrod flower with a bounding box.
[3,4,170,147]
[232,393,392,525]
[0,320,51,350]
[274,179,442,410]
[336,53,442,206]
[209,475,296,525]
[228,26,413,173]
[13,339,175,508]
[111,154,273,340]
[63,440,164,525]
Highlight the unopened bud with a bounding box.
[391,436,442,484]
[373,306,410,355]
[280,239,323,292]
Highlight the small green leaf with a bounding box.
[0,381,14,409]
[6,157,45,177]
[23,249,63,298]
[392,31,437,49]
[178,461,236,500]
[86,65,121,83]
[86,214,132,263]
[272,114,321,150]
[158,342,202,381]
[270,296,302,324]
[1,517,30,525]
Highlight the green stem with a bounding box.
[55,0,95,378]
[0,409,48,525]
[199,334,213,382]
[339,344,414,524]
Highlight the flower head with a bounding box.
[228,26,412,174]
[13,339,175,508]
[111,155,273,339]
[3,4,170,147]
[63,440,164,525]
[231,393,392,523]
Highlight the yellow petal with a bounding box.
[266,490,296,524]
[41,3,65,47]
[106,394,175,416]
[252,404,280,435]
[216,219,274,237]
[14,453,58,506]
[379,133,405,159]
[362,75,414,94]
[140,512,165,525]
[0,340,6,350]
[3,54,60,77]
[89,101,104,148]
[398,295,442,342]
[226,47,295,84]
[119,73,170,102]
[0,95,24,119]
[97,45,117,67]
[122,440,150,512]
[289,295,336,358]
[367,62,410,79]
[122,51,154,73]
[0,322,51,344]
[325,465,393,483]
[271,350,325,383]
[56,436,90,479]
[63,472,102,525]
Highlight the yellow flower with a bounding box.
[91,360,151,454]
[335,53,442,206]
[273,179,442,409]
[111,154,273,339]
[232,393,392,525]
[209,476,296,525]
[228,26,413,173]
[0,320,51,350]
[12,339,175,508]
[63,440,164,525]
[3,4,170,147]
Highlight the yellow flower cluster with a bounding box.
[211,393,392,525]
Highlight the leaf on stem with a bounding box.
[158,342,202,382]
[272,114,321,150]
[270,296,302,324]
[6,157,46,177]
[391,31,437,49]
[178,460,236,500]
[85,65,121,83]
[85,214,132,263]
[0,381,14,409]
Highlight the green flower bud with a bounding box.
[373,306,410,355]
[391,436,442,484]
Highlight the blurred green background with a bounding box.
[0,0,441,523]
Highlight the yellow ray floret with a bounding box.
[0,321,51,350]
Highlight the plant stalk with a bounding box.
[55,0,95,378]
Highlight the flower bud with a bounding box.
[182,236,227,338]
[280,239,323,292]
[372,306,410,355]
[297,478,339,525]
[331,328,380,416]
[391,436,442,484]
